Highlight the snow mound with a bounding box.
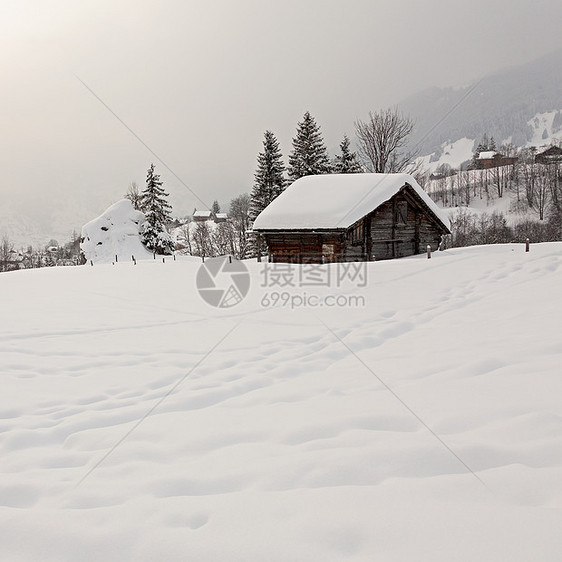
[81,199,152,264]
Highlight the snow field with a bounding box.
[1,243,562,560]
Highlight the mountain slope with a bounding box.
[402,48,562,158]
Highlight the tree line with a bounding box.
[2,107,416,268]
[249,108,415,222]
[425,136,562,247]
[170,107,416,260]
[0,233,82,273]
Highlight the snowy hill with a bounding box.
[1,245,562,560]
[416,110,562,174]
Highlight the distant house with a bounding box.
[192,210,229,223]
[535,146,562,164]
[469,151,518,170]
[430,169,457,181]
[192,210,214,222]
[252,173,451,263]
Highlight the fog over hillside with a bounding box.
[402,48,562,159]
[3,48,562,250]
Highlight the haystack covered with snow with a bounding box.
[81,199,152,263]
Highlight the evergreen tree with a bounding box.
[333,134,363,173]
[211,200,221,214]
[250,130,287,220]
[475,134,490,155]
[473,133,491,165]
[287,111,331,181]
[139,163,175,255]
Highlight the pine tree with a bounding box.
[333,135,363,173]
[139,163,175,255]
[250,130,287,220]
[211,200,221,214]
[287,111,331,181]
[476,134,490,154]
[473,134,490,165]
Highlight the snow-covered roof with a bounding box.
[215,213,228,219]
[252,173,450,231]
[193,210,213,218]
[478,151,497,159]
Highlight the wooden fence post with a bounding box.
[526,238,530,252]
[427,245,431,259]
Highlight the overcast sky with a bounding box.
[2,0,562,239]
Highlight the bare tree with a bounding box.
[412,164,430,191]
[491,164,509,198]
[532,164,551,220]
[0,235,14,272]
[459,169,471,206]
[229,193,251,258]
[124,181,142,211]
[192,222,213,258]
[354,107,416,173]
[212,222,236,256]
[177,222,193,255]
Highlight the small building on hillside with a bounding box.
[214,213,228,223]
[535,145,562,164]
[469,151,518,170]
[252,173,451,263]
[192,210,214,222]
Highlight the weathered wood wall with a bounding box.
[265,232,344,263]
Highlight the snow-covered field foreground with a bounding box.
[1,244,562,561]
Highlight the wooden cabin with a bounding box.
[192,210,214,222]
[468,151,518,170]
[535,146,562,164]
[252,173,451,263]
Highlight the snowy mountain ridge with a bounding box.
[416,109,562,173]
[403,48,562,163]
